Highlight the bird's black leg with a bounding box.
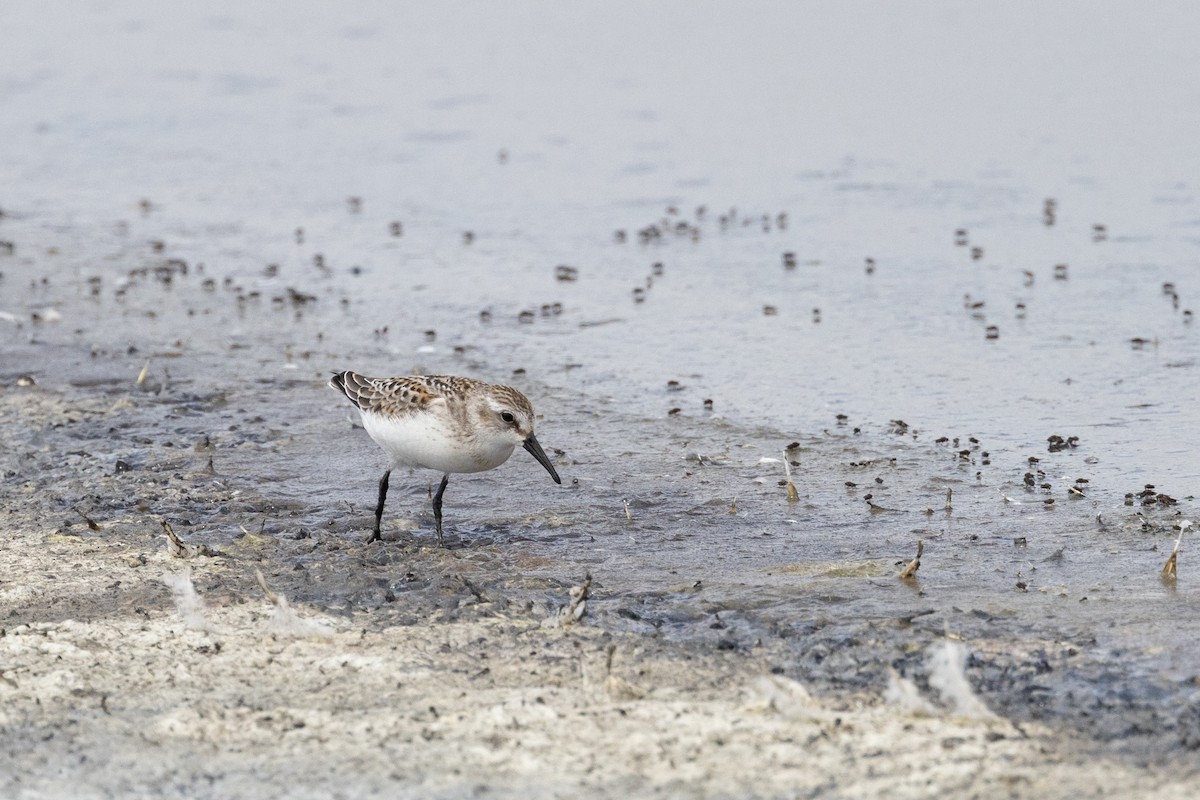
[369,468,391,543]
[432,473,450,546]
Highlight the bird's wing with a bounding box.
[329,372,446,418]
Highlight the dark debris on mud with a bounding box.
[3,371,1199,765]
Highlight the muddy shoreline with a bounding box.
[3,352,1199,796]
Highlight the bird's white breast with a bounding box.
[360,408,515,474]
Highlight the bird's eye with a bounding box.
[501,411,516,424]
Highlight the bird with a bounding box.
[329,371,561,544]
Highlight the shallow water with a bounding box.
[2,0,1199,759]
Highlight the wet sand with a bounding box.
[0,382,1196,798]
[2,302,1197,797]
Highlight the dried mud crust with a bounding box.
[2,386,1199,798]
[2,597,1196,800]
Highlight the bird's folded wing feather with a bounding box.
[335,372,441,418]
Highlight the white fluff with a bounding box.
[264,593,335,639]
[161,569,213,632]
[926,639,996,719]
[743,675,828,722]
[884,668,936,716]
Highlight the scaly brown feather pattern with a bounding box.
[329,372,532,421]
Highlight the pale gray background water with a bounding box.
[3,0,1199,758]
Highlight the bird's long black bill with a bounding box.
[523,434,562,484]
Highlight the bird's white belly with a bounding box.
[361,410,515,474]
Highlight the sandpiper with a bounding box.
[329,371,562,544]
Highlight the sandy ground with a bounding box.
[2,386,1197,799]
[4,565,1198,800]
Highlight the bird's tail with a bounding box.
[328,370,350,397]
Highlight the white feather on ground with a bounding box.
[263,593,335,639]
[161,568,214,632]
[927,639,996,719]
[884,668,937,716]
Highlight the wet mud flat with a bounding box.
[2,381,1198,799]
[2,232,1199,797]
